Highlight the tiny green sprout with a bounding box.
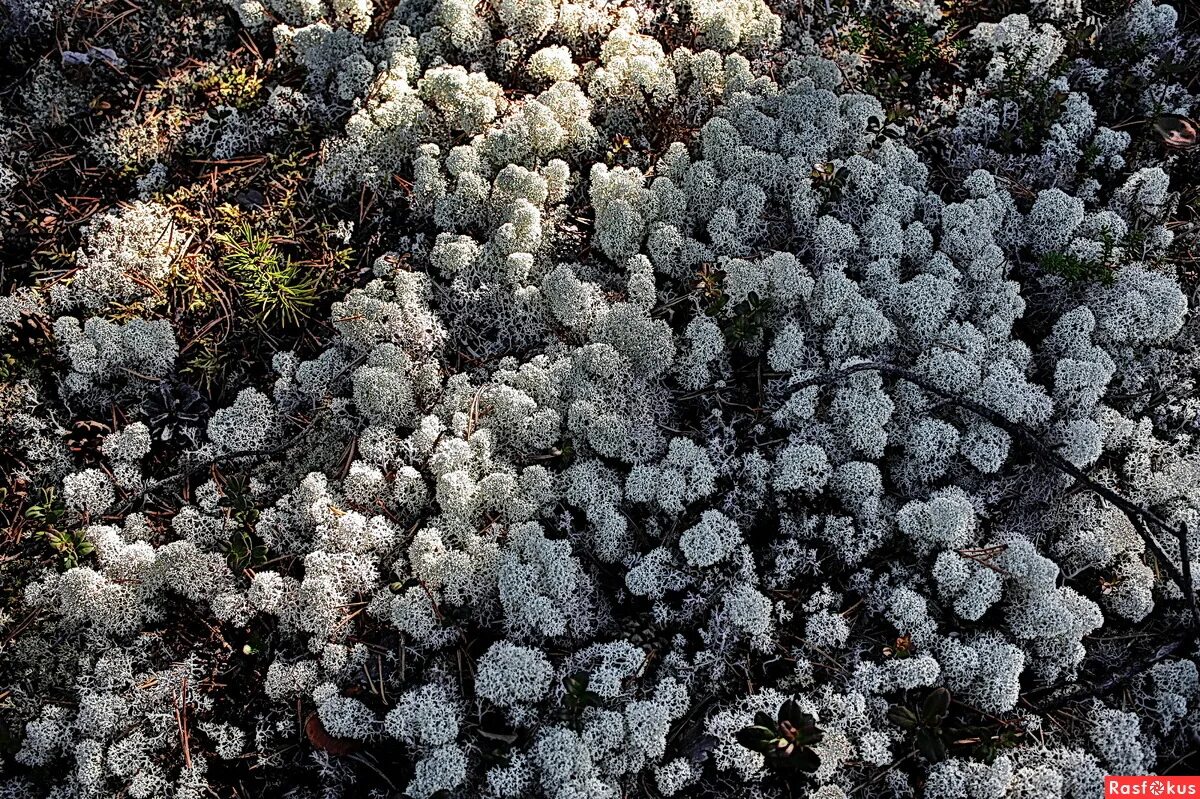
[722,292,771,345]
[563,671,602,720]
[42,529,95,569]
[26,487,89,568]
[217,473,270,569]
[216,221,319,327]
[1039,250,1115,286]
[888,686,952,762]
[735,698,824,772]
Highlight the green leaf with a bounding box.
[778,701,823,746]
[777,699,803,726]
[566,671,591,694]
[916,729,947,762]
[754,711,776,730]
[921,687,951,726]
[792,719,824,747]
[735,725,777,753]
[887,705,919,730]
[790,747,821,773]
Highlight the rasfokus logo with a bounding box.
[1106,777,1200,796]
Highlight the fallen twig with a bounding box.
[793,361,1200,629]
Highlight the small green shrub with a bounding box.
[216,222,319,327]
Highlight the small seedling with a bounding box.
[1039,250,1115,286]
[735,698,824,772]
[25,487,91,568]
[216,221,319,327]
[888,686,952,762]
[563,670,602,721]
[218,474,268,570]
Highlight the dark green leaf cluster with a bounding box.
[735,699,824,773]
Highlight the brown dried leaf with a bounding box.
[304,713,358,757]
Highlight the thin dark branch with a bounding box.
[111,353,370,516]
[1181,521,1197,625]
[111,411,329,515]
[793,361,1200,629]
[1025,638,1192,712]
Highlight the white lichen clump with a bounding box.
[2,0,1199,797]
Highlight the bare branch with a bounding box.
[792,361,1200,629]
